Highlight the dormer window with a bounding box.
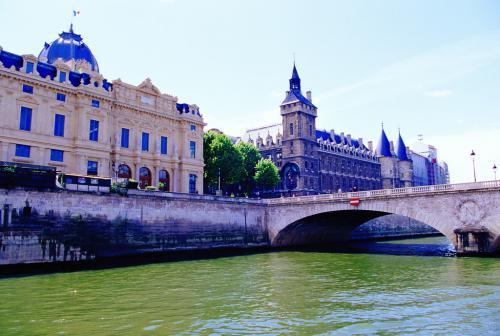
[59,71,66,83]
[26,62,34,74]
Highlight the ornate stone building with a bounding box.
[0,25,204,193]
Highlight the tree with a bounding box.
[203,131,244,193]
[235,142,262,194]
[254,159,280,191]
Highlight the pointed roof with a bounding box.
[281,63,315,108]
[396,132,410,161]
[291,63,300,80]
[376,127,392,157]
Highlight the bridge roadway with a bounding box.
[263,181,500,255]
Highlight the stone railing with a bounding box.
[127,189,263,205]
[266,180,500,205]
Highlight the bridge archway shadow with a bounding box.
[273,210,452,256]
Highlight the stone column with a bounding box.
[0,142,10,161]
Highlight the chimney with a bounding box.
[306,91,312,102]
[390,140,395,153]
[340,132,345,141]
[346,134,352,145]
[367,141,373,151]
[285,90,290,96]
[358,138,363,147]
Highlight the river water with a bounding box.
[0,237,499,335]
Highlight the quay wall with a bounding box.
[0,189,268,265]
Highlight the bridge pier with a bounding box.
[454,228,491,255]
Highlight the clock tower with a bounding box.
[280,64,318,193]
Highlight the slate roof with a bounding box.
[396,133,410,161]
[376,128,392,157]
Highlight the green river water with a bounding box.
[0,237,499,335]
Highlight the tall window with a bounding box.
[91,99,100,108]
[87,160,98,176]
[161,136,168,155]
[309,124,312,136]
[56,93,66,102]
[59,71,66,83]
[22,84,33,94]
[89,120,99,141]
[189,174,197,194]
[15,144,30,158]
[54,114,65,137]
[26,62,34,74]
[50,149,64,162]
[289,122,294,135]
[121,128,129,148]
[19,106,32,131]
[189,141,196,158]
[142,132,149,151]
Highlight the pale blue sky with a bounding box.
[1,0,499,182]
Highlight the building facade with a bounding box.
[0,25,204,193]
[410,139,450,185]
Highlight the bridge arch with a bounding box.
[272,209,448,247]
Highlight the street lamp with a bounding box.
[470,150,476,182]
[217,167,222,195]
[493,164,497,181]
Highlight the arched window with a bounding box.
[117,164,131,179]
[159,169,170,191]
[139,167,151,189]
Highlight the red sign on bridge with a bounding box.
[349,197,361,206]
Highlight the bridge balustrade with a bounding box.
[266,180,500,205]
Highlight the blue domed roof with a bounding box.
[38,25,99,73]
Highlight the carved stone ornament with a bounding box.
[456,199,485,226]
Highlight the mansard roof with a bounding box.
[316,130,367,150]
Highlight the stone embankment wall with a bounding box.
[0,189,268,265]
[351,214,439,240]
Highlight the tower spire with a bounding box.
[290,63,301,92]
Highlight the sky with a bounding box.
[1,0,499,183]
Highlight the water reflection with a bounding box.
[0,237,498,335]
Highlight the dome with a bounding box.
[38,25,99,73]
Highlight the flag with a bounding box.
[73,10,80,17]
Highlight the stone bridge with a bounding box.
[264,181,500,255]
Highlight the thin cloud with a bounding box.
[316,30,500,105]
[425,89,453,97]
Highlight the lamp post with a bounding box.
[216,167,222,195]
[470,150,476,182]
[493,164,497,181]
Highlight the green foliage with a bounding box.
[203,131,244,192]
[254,159,280,191]
[145,186,157,191]
[111,182,128,196]
[235,142,262,194]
